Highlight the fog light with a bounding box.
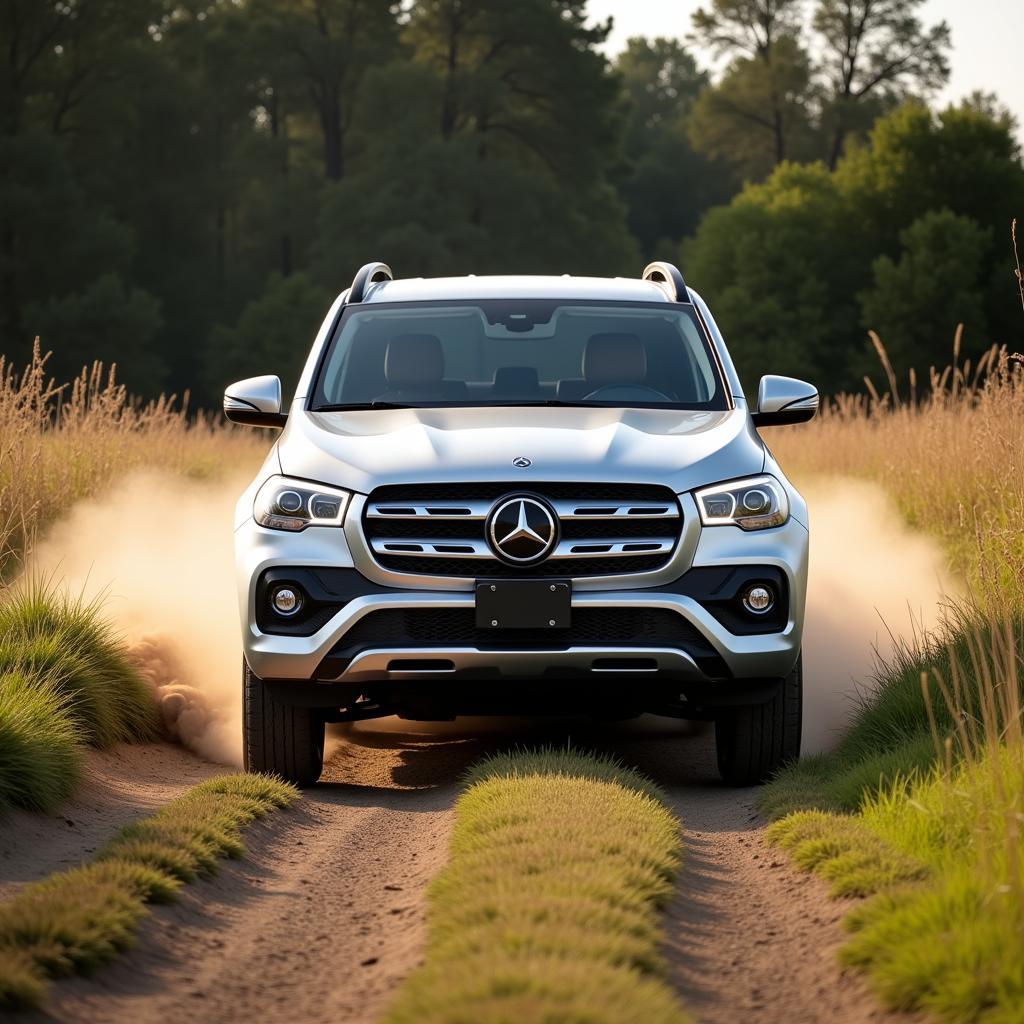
[742,585,774,614]
[271,586,302,616]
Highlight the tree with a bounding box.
[813,0,951,168]
[0,0,163,372]
[859,210,991,382]
[689,0,813,174]
[684,162,863,390]
[687,35,815,181]
[310,0,639,282]
[836,103,1024,258]
[686,102,1024,395]
[614,37,735,255]
[203,272,332,397]
[28,273,164,395]
[247,0,400,182]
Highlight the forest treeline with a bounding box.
[2,0,1022,401]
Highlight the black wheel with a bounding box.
[715,653,802,786]
[243,661,325,786]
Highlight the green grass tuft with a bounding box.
[0,672,81,812]
[765,810,929,897]
[0,949,45,1011]
[0,772,298,1011]
[0,580,158,747]
[0,579,162,815]
[464,745,668,803]
[384,748,691,1023]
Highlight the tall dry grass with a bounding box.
[769,335,1024,606]
[0,341,266,583]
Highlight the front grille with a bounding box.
[361,482,682,579]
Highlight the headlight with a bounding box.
[695,475,789,531]
[254,476,350,531]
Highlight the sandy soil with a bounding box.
[0,743,223,901]
[10,719,910,1024]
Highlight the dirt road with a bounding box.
[16,719,901,1024]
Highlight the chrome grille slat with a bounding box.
[550,500,679,520]
[371,538,492,558]
[549,538,676,559]
[367,501,491,520]
[362,483,683,579]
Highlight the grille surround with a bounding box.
[361,482,683,580]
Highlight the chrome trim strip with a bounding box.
[330,646,702,682]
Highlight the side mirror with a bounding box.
[223,375,287,428]
[751,375,819,428]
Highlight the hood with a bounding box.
[278,405,765,496]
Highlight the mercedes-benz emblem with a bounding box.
[512,456,532,468]
[487,495,557,563]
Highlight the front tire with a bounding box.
[243,661,325,786]
[715,654,802,786]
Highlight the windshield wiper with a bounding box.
[492,400,592,407]
[313,401,414,411]
[313,399,612,412]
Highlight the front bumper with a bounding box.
[236,512,808,686]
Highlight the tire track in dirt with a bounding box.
[25,724,477,1024]
[0,744,223,902]
[608,721,909,1024]
[21,718,907,1024]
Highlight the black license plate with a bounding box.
[475,580,571,629]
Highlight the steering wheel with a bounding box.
[583,384,673,402]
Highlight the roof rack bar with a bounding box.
[642,261,689,302]
[349,262,393,303]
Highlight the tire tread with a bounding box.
[716,655,802,786]
[243,662,325,786]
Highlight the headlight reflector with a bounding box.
[254,476,350,531]
[695,475,789,531]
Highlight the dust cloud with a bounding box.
[30,470,953,764]
[32,471,248,766]
[800,477,955,753]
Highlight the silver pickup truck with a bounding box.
[225,261,816,786]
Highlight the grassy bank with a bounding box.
[0,342,264,581]
[762,343,1024,1021]
[0,582,158,813]
[766,719,1024,1020]
[0,772,297,1011]
[384,749,691,1024]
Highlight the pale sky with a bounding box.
[588,0,1024,134]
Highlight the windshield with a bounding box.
[309,300,728,411]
